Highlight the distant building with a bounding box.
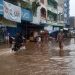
[69,17,75,28]
[64,0,70,28]
[58,0,64,22]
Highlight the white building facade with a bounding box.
[32,0,47,25]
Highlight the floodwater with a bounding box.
[0,38,75,75]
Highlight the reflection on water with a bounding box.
[59,49,64,56]
[50,55,70,75]
[70,38,75,44]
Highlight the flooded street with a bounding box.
[0,38,75,75]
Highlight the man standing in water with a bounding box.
[57,29,64,50]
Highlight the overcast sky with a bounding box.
[70,0,75,16]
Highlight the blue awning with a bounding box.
[21,8,33,22]
[0,0,3,15]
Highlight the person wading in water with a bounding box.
[57,29,64,51]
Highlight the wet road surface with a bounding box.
[0,38,75,75]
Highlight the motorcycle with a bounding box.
[12,42,22,51]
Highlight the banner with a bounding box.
[21,8,33,22]
[4,1,21,22]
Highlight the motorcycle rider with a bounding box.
[12,32,23,51]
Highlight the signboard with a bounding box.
[4,1,21,22]
[21,8,33,22]
[0,0,3,15]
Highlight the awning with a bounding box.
[0,0,3,16]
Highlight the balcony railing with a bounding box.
[55,0,58,3]
[47,5,57,14]
[47,20,64,26]
[47,20,57,25]
[48,0,58,5]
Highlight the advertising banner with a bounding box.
[21,8,33,22]
[4,1,21,22]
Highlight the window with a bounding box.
[40,0,44,4]
[41,8,46,18]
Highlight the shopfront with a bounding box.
[3,1,21,37]
[0,1,22,42]
[17,8,33,38]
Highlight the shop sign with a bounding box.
[0,0,3,15]
[21,8,33,22]
[4,1,21,22]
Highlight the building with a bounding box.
[45,0,64,33]
[0,0,21,42]
[0,0,21,37]
[32,0,47,25]
[69,17,75,28]
[46,0,58,31]
[64,0,70,28]
[0,0,33,39]
[19,0,48,39]
[0,0,65,41]
[0,0,47,40]
[58,0,64,24]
